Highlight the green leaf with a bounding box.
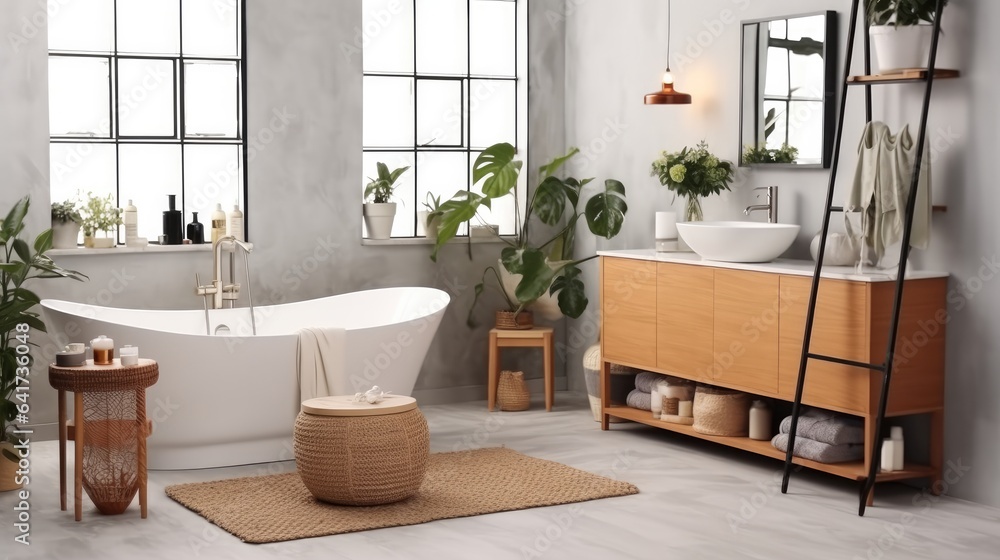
[388,165,410,185]
[532,176,568,226]
[430,191,487,262]
[585,179,628,238]
[1,196,29,240]
[13,288,40,305]
[512,248,555,304]
[538,147,580,179]
[12,238,31,265]
[549,265,588,319]
[376,162,390,181]
[500,247,524,275]
[473,143,522,198]
[33,228,53,255]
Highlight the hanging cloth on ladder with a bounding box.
[846,121,932,267]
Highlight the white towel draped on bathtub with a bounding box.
[296,327,347,402]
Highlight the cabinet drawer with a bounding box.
[657,263,714,377]
[601,258,657,367]
[713,269,779,394]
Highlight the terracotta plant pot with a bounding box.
[495,310,533,330]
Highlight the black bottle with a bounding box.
[186,212,205,244]
[162,194,183,245]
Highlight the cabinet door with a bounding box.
[713,269,780,394]
[601,258,657,368]
[779,276,869,413]
[657,263,714,377]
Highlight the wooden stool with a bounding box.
[487,327,554,412]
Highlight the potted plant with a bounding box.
[651,140,735,222]
[430,143,628,326]
[79,192,122,248]
[742,143,799,165]
[50,200,83,249]
[866,0,948,73]
[419,192,445,240]
[363,163,410,240]
[1,196,86,491]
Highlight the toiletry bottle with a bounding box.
[880,438,896,472]
[228,203,244,241]
[749,400,772,441]
[123,199,138,246]
[187,212,205,244]
[211,203,227,244]
[163,195,183,245]
[890,426,904,471]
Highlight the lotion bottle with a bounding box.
[749,400,772,440]
[211,203,227,244]
[890,426,905,471]
[123,199,138,245]
[228,203,244,241]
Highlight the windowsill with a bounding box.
[362,235,516,246]
[47,244,214,257]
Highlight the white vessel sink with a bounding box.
[677,221,801,263]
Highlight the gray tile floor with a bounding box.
[2,393,999,560]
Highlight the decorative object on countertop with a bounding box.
[651,141,735,222]
[655,211,681,252]
[79,191,123,248]
[643,0,692,105]
[211,203,227,244]
[120,345,139,366]
[742,142,799,165]
[90,335,115,365]
[352,385,391,404]
[162,194,184,245]
[430,143,628,323]
[2,196,86,492]
[692,385,752,437]
[810,229,860,266]
[772,432,864,464]
[51,199,83,249]
[186,212,205,244]
[847,121,932,269]
[228,203,244,242]
[866,0,949,73]
[582,343,637,422]
[363,162,410,240]
[748,400,773,441]
[496,370,531,412]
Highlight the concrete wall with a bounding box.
[1,0,566,437]
[565,0,996,506]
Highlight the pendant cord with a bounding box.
[666,0,672,72]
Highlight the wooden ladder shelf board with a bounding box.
[847,68,960,84]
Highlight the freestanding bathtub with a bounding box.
[41,287,449,470]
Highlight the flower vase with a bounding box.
[685,196,704,222]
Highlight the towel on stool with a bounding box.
[626,389,652,411]
[297,327,347,402]
[771,433,864,464]
[779,408,865,446]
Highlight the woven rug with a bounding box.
[165,447,639,544]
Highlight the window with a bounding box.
[48,0,247,243]
[361,0,528,238]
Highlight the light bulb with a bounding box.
[662,70,675,85]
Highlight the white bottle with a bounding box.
[749,400,772,441]
[123,199,138,245]
[228,203,244,241]
[211,203,227,244]
[880,438,896,472]
[890,426,905,471]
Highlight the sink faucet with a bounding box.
[744,186,778,223]
[196,236,254,310]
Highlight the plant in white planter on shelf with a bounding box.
[866,0,948,73]
[50,200,82,249]
[418,192,445,239]
[363,163,410,240]
[79,192,122,248]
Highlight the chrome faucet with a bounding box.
[196,236,254,310]
[744,186,779,223]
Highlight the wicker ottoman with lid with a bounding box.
[293,395,430,506]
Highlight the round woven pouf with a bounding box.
[293,395,430,506]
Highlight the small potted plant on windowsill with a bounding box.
[363,163,410,240]
[418,193,445,240]
[50,200,82,249]
[79,192,122,249]
[867,0,948,73]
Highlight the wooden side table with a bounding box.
[487,327,555,412]
[49,358,158,521]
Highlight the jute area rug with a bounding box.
[165,447,638,544]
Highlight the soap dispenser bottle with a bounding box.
[186,212,205,244]
[228,203,244,241]
[211,204,227,244]
[123,199,138,246]
[162,195,183,245]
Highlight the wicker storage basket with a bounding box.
[496,370,531,411]
[692,386,752,436]
[582,344,637,422]
[495,310,534,330]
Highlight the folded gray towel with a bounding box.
[779,408,865,446]
[771,433,864,464]
[626,389,652,411]
[635,371,669,393]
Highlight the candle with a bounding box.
[91,335,115,365]
[120,345,139,366]
[655,211,678,240]
[678,400,693,418]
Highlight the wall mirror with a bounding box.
[740,11,837,168]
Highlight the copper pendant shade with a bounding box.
[644,0,691,105]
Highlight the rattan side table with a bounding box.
[49,358,158,521]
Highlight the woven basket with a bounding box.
[0,445,22,492]
[495,310,534,330]
[496,370,530,411]
[692,386,752,437]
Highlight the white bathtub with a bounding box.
[41,287,449,470]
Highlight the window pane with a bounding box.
[362,0,414,73]
[788,100,824,165]
[417,152,466,237]
[184,61,239,138]
[363,76,414,148]
[415,0,467,75]
[49,143,117,213]
[116,0,180,54]
[182,0,239,57]
[48,0,115,53]
[470,79,515,149]
[118,145,183,242]
[117,58,175,137]
[363,152,416,237]
[184,145,243,230]
[417,80,462,147]
[49,56,111,137]
[764,47,789,97]
[470,0,516,76]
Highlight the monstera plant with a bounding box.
[430,142,628,322]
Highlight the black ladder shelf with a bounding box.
[779,0,957,517]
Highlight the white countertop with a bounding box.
[597,249,949,282]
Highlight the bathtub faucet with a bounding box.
[196,236,255,310]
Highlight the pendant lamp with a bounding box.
[644,0,691,105]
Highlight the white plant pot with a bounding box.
[87,236,115,249]
[870,24,934,74]
[497,259,564,321]
[363,202,397,240]
[51,221,81,249]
